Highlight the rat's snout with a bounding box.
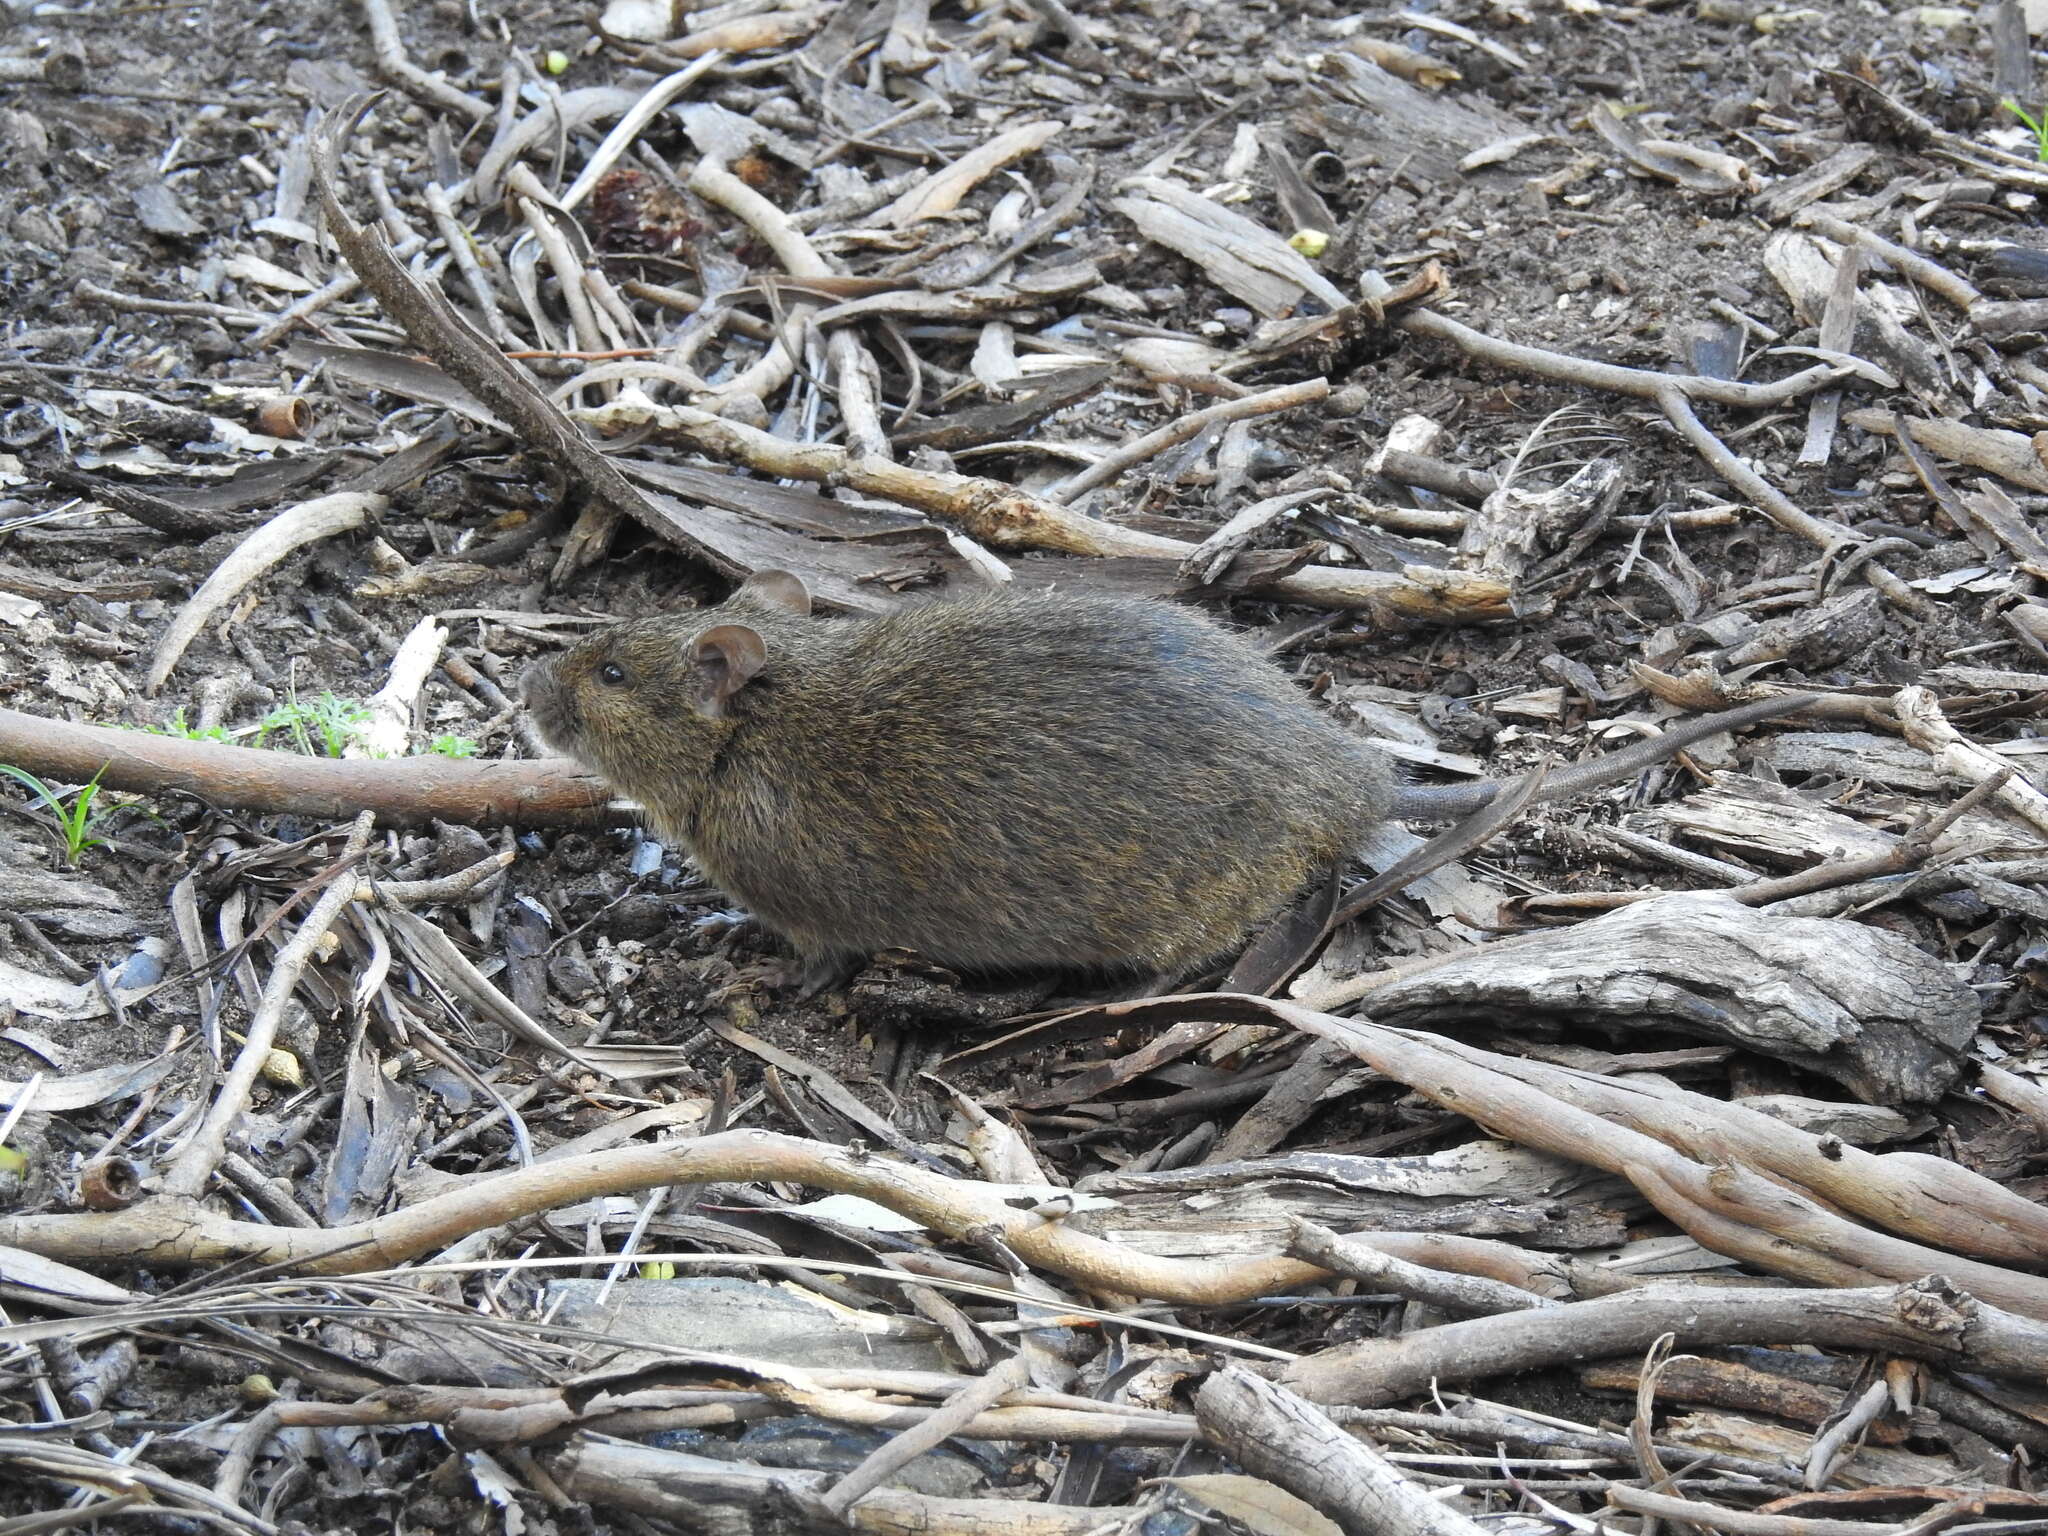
[519,660,579,751]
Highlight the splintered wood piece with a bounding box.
[1112,175,1350,317]
[1362,891,1980,1105]
[1764,230,1943,395]
[1647,774,1918,863]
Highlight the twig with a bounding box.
[1288,1219,1551,1316]
[1607,1486,1902,1536]
[874,120,1063,227]
[559,59,726,211]
[144,493,385,694]
[349,616,445,760]
[358,0,490,123]
[243,234,427,351]
[1048,379,1330,503]
[821,1356,1031,1516]
[161,815,374,1200]
[0,707,613,828]
[1794,210,1981,310]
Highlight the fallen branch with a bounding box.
[1195,1365,1494,1536]
[576,393,1510,621]
[1275,1276,2047,1409]
[0,709,612,829]
[1895,685,2048,837]
[1391,306,1923,612]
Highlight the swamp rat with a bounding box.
[522,572,1809,987]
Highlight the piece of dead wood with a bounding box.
[1362,890,1977,1105]
[576,393,1511,621]
[360,0,490,123]
[1071,1139,1622,1261]
[0,708,613,829]
[1456,455,1623,583]
[1752,147,1882,223]
[1890,412,2048,570]
[1196,1365,1493,1536]
[1896,685,2048,838]
[1589,104,1757,196]
[1795,209,1981,311]
[1844,409,2048,495]
[143,491,384,694]
[1276,1275,2047,1409]
[546,1437,1131,1536]
[1112,175,1351,318]
[348,616,445,760]
[876,120,1062,228]
[1763,230,1943,395]
[1288,1220,1550,1317]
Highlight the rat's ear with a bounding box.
[691,624,768,718]
[739,569,811,615]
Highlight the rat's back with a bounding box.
[699,588,1396,976]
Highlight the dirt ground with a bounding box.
[3,0,2048,1528]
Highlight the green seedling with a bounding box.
[427,734,479,759]
[258,691,371,758]
[136,708,232,744]
[2002,98,2048,163]
[0,763,112,866]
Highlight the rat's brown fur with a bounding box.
[522,576,1398,981]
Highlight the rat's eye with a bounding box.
[598,662,628,687]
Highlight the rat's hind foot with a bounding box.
[771,951,863,1000]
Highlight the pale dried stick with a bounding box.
[423,183,524,349]
[687,156,889,453]
[1048,379,1330,503]
[245,233,427,351]
[160,813,375,1199]
[1794,209,1981,310]
[360,0,490,123]
[876,120,1063,227]
[560,58,726,211]
[144,493,386,694]
[350,616,446,760]
[1894,684,2048,837]
[507,167,606,357]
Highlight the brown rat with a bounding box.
[521,573,1809,985]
